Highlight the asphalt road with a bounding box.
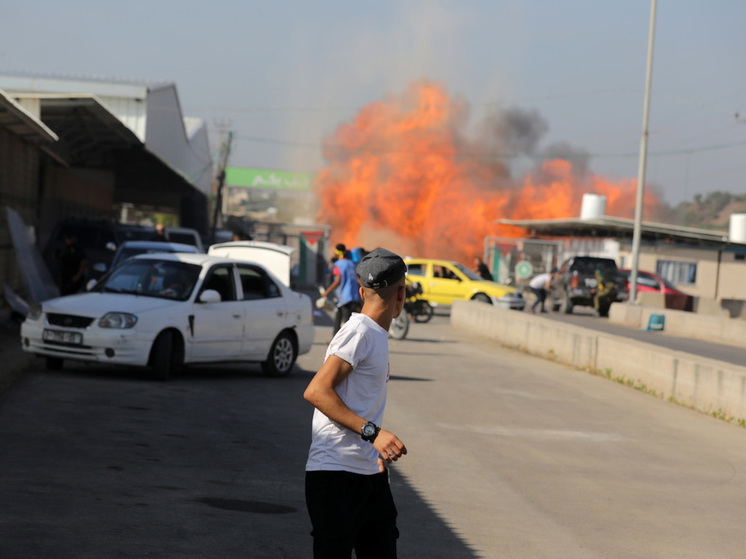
[1,314,745,558]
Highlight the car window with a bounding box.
[452,262,481,281]
[101,259,200,301]
[637,274,660,289]
[434,265,457,280]
[201,265,237,301]
[167,231,198,246]
[407,263,425,276]
[237,265,280,300]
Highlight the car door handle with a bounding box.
[232,314,242,319]
[277,311,284,317]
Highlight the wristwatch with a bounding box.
[360,421,380,443]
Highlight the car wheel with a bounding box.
[473,293,491,304]
[150,331,176,381]
[262,331,297,377]
[560,292,574,314]
[46,357,64,370]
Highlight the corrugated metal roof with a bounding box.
[18,94,142,164]
[0,89,57,143]
[496,216,736,246]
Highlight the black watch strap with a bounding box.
[361,421,380,442]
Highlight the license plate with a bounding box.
[43,329,83,345]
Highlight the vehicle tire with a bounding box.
[551,302,561,312]
[262,331,297,377]
[46,357,64,370]
[388,311,409,340]
[413,301,434,323]
[473,293,492,304]
[560,292,574,314]
[150,331,176,381]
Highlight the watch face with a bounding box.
[362,424,375,437]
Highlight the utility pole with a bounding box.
[210,130,233,242]
[630,0,657,304]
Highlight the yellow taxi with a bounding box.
[404,257,522,308]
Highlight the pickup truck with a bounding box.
[550,256,628,316]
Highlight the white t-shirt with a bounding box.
[305,313,390,475]
[529,273,552,289]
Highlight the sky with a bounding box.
[1,0,744,208]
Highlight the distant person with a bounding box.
[592,269,617,316]
[474,257,492,281]
[152,223,167,242]
[528,268,556,313]
[304,248,409,558]
[232,232,252,241]
[57,233,87,295]
[319,243,362,335]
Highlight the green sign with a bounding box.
[225,167,314,190]
[515,260,533,279]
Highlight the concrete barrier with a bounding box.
[609,302,746,347]
[451,300,746,422]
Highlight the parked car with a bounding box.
[20,253,314,379]
[163,226,205,253]
[619,268,693,311]
[42,219,154,285]
[550,256,628,315]
[109,240,200,270]
[403,257,523,309]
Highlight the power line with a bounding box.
[230,133,746,161]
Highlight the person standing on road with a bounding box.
[304,248,409,558]
[528,268,556,313]
[592,269,617,316]
[57,233,87,295]
[474,257,492,281]
[320,243,362,335]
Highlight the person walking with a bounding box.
[304,248,409,558]
[528,268,556,313]
[320,243,362,335]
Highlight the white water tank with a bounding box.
[729,213,746,243]
[579,193,607,220]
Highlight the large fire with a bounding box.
[315,80,659,261]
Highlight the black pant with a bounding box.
[333,301,362,335]
[305,470,399,559]
[530,286,547,311]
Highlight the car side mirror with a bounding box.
[198,289,221,303]
[85,279,98,291]
[93,262,107,274]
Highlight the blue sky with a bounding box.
[2,0,744,206]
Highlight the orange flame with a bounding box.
[316,80,660,261]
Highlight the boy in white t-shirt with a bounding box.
[304,248,408,558]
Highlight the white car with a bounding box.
[20,253,315,379]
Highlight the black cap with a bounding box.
[356,248,407,289]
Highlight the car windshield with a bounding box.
[659,276,678,291]
[452,262,483,281]
[98,259,201,301]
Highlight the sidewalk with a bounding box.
[0,314,35,395]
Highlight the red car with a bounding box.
[619,269,693,311]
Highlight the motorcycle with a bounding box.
[404,280,434,323]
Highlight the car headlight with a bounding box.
[99,312,138,329]
[27,304,43,321]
